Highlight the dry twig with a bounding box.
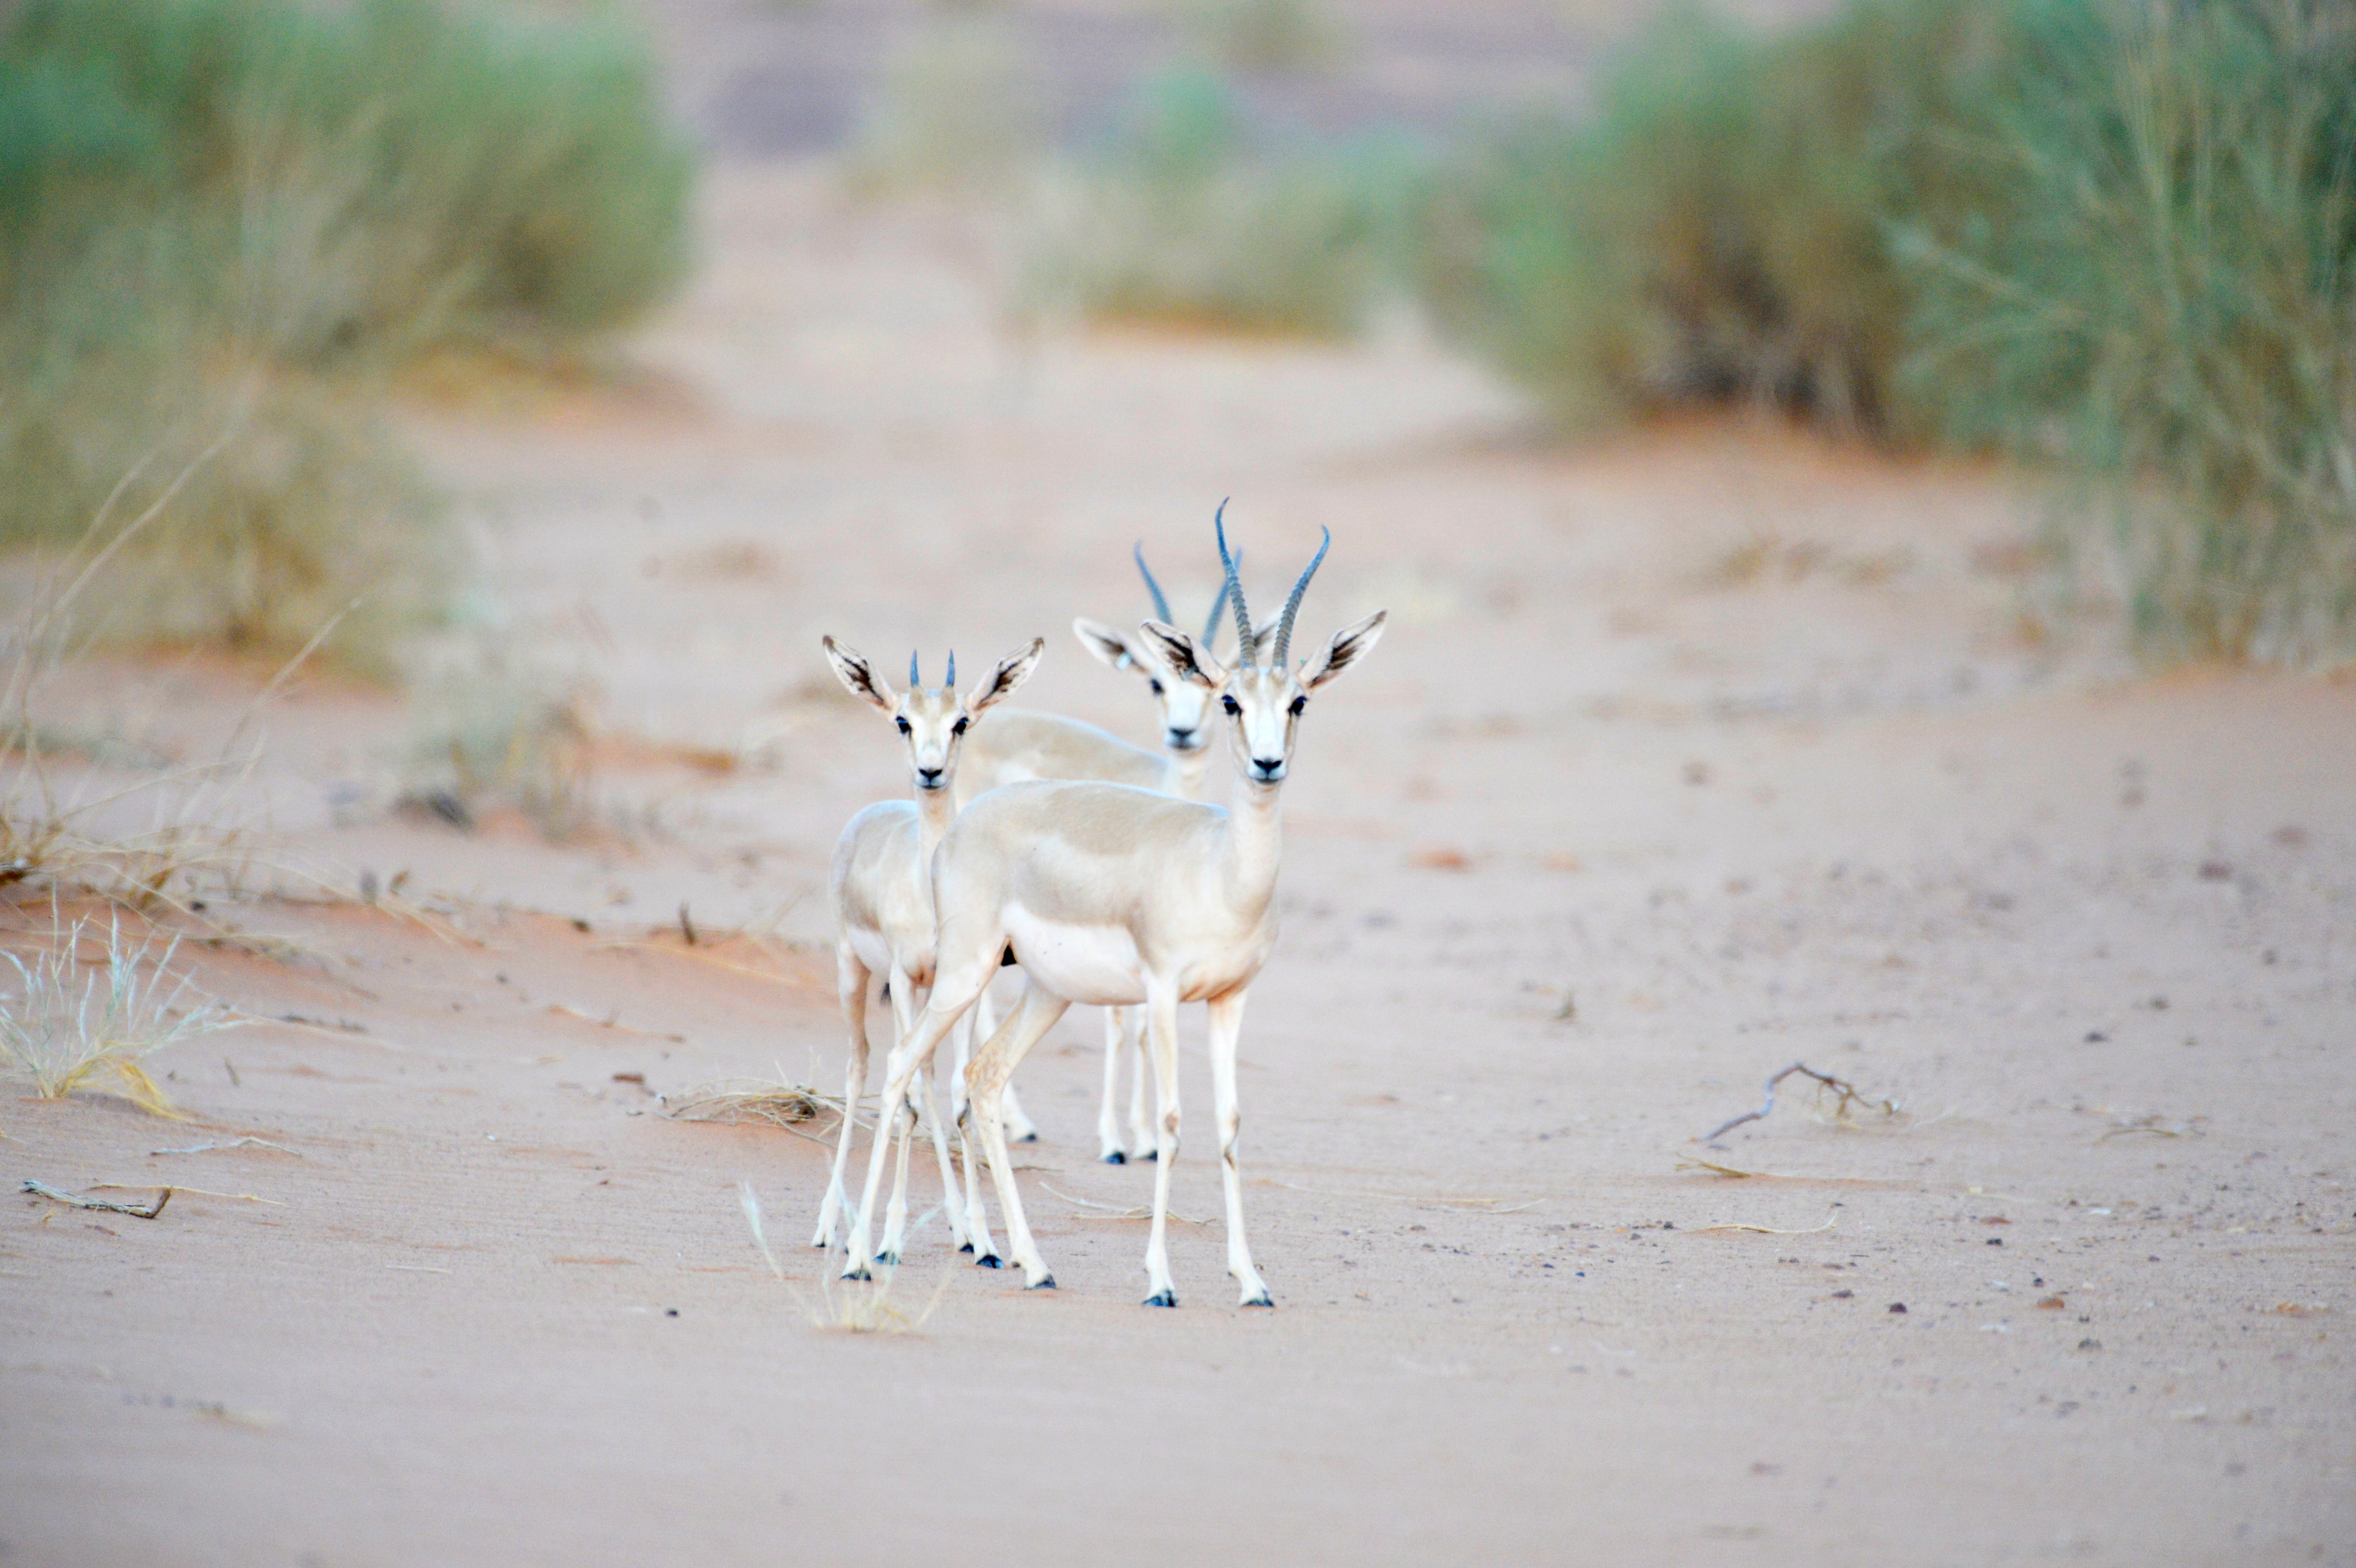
[22,1178,170,1218]
[1699,1061,1898,1144]
[149,1137,299,1158]
[1690,1213,1838,1236]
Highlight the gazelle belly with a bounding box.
[845,926,893,980]
[1003,905,1145,1007]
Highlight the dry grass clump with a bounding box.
[737,1179,944,1334]
[1015,65,1427,337]
[670,1078,846,1135]
[0,0,695,670]
[400,647,600,840]
[0,912,238,1116]
[844,14,1039,196]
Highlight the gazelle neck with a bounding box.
[1175,745,1213,802]
[1219,774,1284,912]
[915,781,956,893]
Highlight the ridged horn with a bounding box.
[945,649,956,689]
[1201,550,1239,648]
[908,650,919,689]
[1272,526,1331,668]
[1214,499,1253,667]
[1133,543,1174,627]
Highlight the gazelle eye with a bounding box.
[951,716,969,735]
[895,716,911,734]
[1221,694,1241,716]
[1148,679,1164,695]
[1288,695,1307,716]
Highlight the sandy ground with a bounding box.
[4,129,2354,1568]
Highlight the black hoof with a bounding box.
[975,1252,1003,1269]
[1017,1132,1038,1143]
[1243,1294,1275,1308]
[1101,1150,1127,1165]
[875,1250,900,1267]
[1138,1150,1159,1163]
[843,1265,872,1282]
[1142,1291,1178,1308]
[1027,1274,1057,1291]
[959,1241,975,1254]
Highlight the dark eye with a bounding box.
[1148,679,1164,695]
[951,716,969,735]
[1221,694,1241,716]
[1288,695,1307,716]
[895,716,911,734]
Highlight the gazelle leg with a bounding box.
[1000,1080,1039,1144]
[1096,1006,1128,1163]
[876,970,923,1266]
[1141,986,1183,1307]
[844,963,988,1280]
[968,980,1071,1290]
[952,1007,1001,1265]
[812,944,870,1250]
[1127,1008,1156,1160]
[1207,988,1271,1306]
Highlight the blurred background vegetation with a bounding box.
[0,0,694,671]
[1,0,2348,669]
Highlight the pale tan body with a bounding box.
[810,638,1042,1266]
[842,527,1384,1304]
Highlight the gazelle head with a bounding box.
[1137,505,1385,788]
[1073,545,1270,757]
[821,636,1045,795]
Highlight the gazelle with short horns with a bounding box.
[810,636,1044,1267]
[843,507,1385,1305]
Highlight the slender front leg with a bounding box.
[845,964,988,1280]
[1207,988,1271,1306]
[968,980,1071,1290]
[876,969,923,1266]
[1126,1009,1156,1160]
[1141,986,1183,1307]
[951,1006,1001,1265]
[813,944,871,1250]
[1096,1006,1129,1163]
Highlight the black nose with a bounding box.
[918,767,943,785]
[1251,757,1283,775]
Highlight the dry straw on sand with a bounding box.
[0,913,240,1117]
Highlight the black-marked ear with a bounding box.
[823,635,897,713]
[1301,610,1385,692]
[1072,618,1137,672]
[1137,620,1227,689]
[968,637,1046,713]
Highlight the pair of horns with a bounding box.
[1215,500,1328,670]
[907,649,955,688]
[1133,543,1238,650]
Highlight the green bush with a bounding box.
[1016,65,1428,337]
[1902,0,2356,663]
[0,0,696,670]
[1426,0,2356,663]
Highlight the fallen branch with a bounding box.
[666,1079,851,1147]
[1699,1061,1898,1144]
[89,1182,277,1205]
[22,1179,170,1218]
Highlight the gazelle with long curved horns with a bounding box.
[809,637,1044,1265]
[843,508,1385,1305]
[957,548,1265,1165]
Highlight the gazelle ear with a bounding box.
[967,637,1046,713]
[1136,620,1227,689]
[822,635,897,713]
[1301,610,1385,692]
[1250,622,1277,665]
[1072,617,1138,672]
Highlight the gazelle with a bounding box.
[956,547,1260,1164]
[845,509,1385,1305]
[809,637,1043,1268]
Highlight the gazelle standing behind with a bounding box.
[845,510,1385,1305]
[956,546,1256,1164]
[809,638,1043,1265]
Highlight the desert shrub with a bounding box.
[1017,65,1429,336]
[1901,0,2356,663]
[1427,0,2356,663]
[1183,0,1347,74]
[1422,0,1996,434]
[846,14,1039,195]
[0,0,695,667]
